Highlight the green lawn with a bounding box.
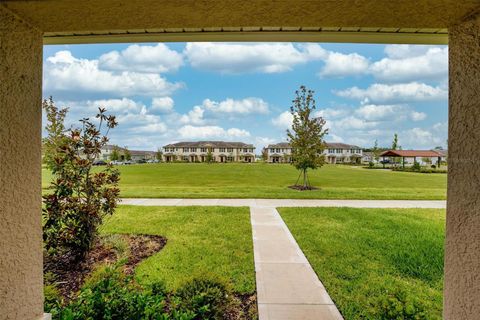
[42,163,446,199]
[279,207,445,319]
[100,205,255,294]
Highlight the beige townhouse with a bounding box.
[163,141,255,163]
[265,142,363,164]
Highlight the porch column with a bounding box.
[445,12,480,319]
[0,5,44,320]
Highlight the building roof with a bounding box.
[267,142,362,149]
[434,149,448,157]
[164,141,254,148]
[103,145,156,155]
[380,150,441,157]
[267,142,291,148]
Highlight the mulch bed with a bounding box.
[44,234,258,319]
[43,234,166,300]
[288,185,319,191]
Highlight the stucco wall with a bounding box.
[0,6,44,320]
[445,12,480,320]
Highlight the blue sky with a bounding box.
[42,42,448,152]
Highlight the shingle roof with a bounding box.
[380,150,441,157]
[164,141,254,148]
[267,142,362,149]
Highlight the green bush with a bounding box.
[376,289,429,320]
[45,267,249,320]
[412,162,421,171]
[174,275,236,320]
[46,266,193,320]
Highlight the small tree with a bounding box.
[156,148,163,162]
[287,86,328,189]
[392,133,399,150]
[391,133,400,167]
[261,148,268,162]
[124,147,132,161]
[43,99,120,263]
[206,148,214,163]
[42,97,69,169]
[110,146,120,161]
[372,139,380,163]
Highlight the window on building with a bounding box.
[182,156,188,161]
[200,147,206,152]
[227,156,234,162]
[219,148,225,152]
[227,148,233,152]
[183,148,188,152]
[270,148,274,153]
[243,148,248,152]
[210,148,216,152]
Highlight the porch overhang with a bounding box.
[4,0,479,45]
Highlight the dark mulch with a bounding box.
[288,184,319,191]
[44,234,166,300]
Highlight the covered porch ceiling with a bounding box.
[3,0,480,45]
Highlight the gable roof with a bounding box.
[380,150,441,157]
[267,142,362,149]
[164,141,254,148]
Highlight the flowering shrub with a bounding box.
[42,98,120,262]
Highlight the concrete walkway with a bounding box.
[251,206,343,319]
[120,198,445,319]
[121,198,446,209]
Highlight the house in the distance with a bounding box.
[163,141,255,163]
[265,142,363,164]
[97,145,156,162]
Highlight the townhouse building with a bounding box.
[163,141,255,163]
[265,142,363,164]
[97,145,156,162]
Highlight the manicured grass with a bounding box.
[43,163,446,199]
[100,205,255,294]
[279,207,445,320]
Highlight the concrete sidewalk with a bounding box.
[121,198,446,209]
[251,207,343,320]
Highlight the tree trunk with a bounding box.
[303,169,307,188]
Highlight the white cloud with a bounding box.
[226,128,251,137]
[354,104,427,122]
[370,46,447,83]
[314,108,348,119]
[331,116,378,130]
[184,42,327,74]
[410,111,427,121]
[355,104,401,121]
[401,127,443,148]
[335,82,447,103]
[178,125,250,139]
[44,51,183,98]
[327,133,344,143]
[272,111,293,129]
[98,44,183,73]
[319,52,370,78]
[202,97,269,114]
[256,136,276,146]
[384,45,433,59]
[180,106,205,125]
[151,97,174,113]
[63,98,145,115]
